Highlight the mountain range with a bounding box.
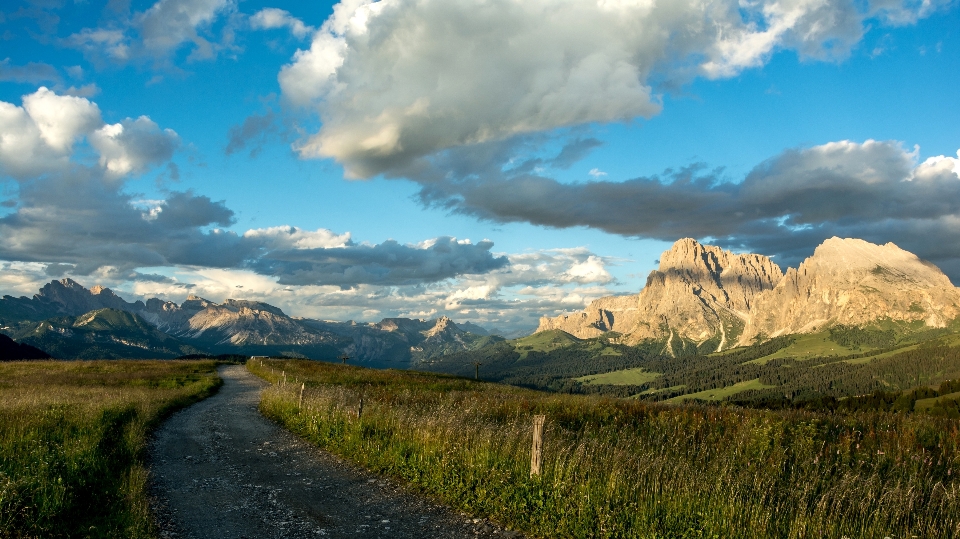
[0,280,498,364]
[537,237,960,355]
[4,236,959,366]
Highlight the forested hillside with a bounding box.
[426,329,960,408]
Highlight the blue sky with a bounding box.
[0,0,958,332]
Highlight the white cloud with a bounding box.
[21,87,102,153]
[66,29,132,62]
[913,150,960,181]
[279,0,940,178]
[250,8,314,39]
[563,255,613,284]
[243,226,351,249]
[89,116,181,177]
[0,59,60,84]
[12,242,619,333]
[0,88,178,180]
[588,168,607,178]
[129,245,618,331]
[0,88,102,178]
[138,0,233,55]
[66,0,236,64]
[0,100,57,178]
[0,261,55,298]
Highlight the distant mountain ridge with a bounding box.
[0,280,496,363]
[4,308,204,360]
[537,237,960,354]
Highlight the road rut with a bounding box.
[149,365,521,539]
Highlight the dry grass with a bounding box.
[0,360,220,539]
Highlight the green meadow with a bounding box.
[575,367,661,386]
[0,360,220,538]
[664,378,775,402]
[254,358,960,539]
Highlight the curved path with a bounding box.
[149,365,521,539]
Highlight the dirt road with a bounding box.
[149,365,521,539]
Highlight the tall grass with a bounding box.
[0,360,220,539]
[253,359,960,538]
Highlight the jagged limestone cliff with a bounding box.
[538,238,783,351]
[739,238,960,345]
[536,237,960,353]
[535,295,641,339]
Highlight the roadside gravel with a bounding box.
[148,364,524,539]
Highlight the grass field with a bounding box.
[665,378,776,402]
[575,367,661,386]
[915,390,960,412]
[746,332,860,364]
[253,358,960,539]
[636,384,686,396]
[0,360,220,538]
[512,330,581,359]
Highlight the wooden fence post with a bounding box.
[357,397,364,419]
[530,415,545,477]
[299,383,305,410]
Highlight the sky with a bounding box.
[0,0,958,333]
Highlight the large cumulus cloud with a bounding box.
[280,0,947,178]
[274,0,960,280]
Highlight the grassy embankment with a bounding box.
[0,360,220,538]
[252,358,960,539]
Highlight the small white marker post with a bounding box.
[299,383,305,410]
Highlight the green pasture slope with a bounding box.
[504,324,960,406]
[575,367,660,386]
[254,358,960,539]
[511,330,584,359]
[665,378,775,402]
[0,360,220,538]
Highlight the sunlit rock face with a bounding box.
[538,238,783,350]
[739,238,960,345]
[537,237,960,353]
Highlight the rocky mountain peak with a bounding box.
[222,299,286,316]
[423,316,463,339]
[33,278,134,316]
[740,237,960,343]
[37,278,84,299]
[536,239,786,350]
[659,238,724,274]
[657,238,784,305]
[802,237,953,287]
[181,296,215,312]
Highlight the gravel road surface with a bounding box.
[149,365,523,539]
